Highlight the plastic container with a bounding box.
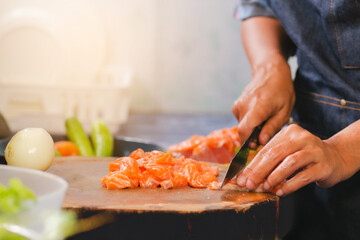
[0,165,68,233]
[0,0,132,134]
[0,67,132,134]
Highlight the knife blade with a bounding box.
[220,124,263,188]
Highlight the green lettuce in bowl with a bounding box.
[0,166,77,240]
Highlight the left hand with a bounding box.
[236,124,346,196]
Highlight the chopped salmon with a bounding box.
[168,126,241,163]
[101,149,219,190]
[168,126,264,164]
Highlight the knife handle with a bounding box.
[247,123,264,149]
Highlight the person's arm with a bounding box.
[233,17,295,146]
[242,17,294,68]
[234,9,360,196]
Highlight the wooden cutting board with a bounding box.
[47,157,277,213]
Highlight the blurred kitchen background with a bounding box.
[0,0,297,134]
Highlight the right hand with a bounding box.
[232,54,295,146]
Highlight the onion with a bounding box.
[5,128,55,171]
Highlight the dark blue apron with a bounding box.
[266,0,360,239]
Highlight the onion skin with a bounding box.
[5,128,55,171]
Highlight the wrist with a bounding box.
[325,134,360,182]
[251,52,289,74]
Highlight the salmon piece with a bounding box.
[102,149,219,190]
[139,170,160,188]
[144,162,172,180]
[168,126,242,163]
[173,155,186,166]
[183,163,201,187]
[109,162,121,172]
[207,178,244,191]
[136,158,146,168]
[183,163,216,188]
[118,157,142,179]
[109,157,141,176]
[144,150,165,161]
[160,180,174,189]
[168,135,206,152]
[108,157,124,172]
[173,172,188,187]
[208,181,221,190]
[103,157,142,190]
[155,152,174,165]
[102,172,133,189]
[211,148,234,164]
[197,162,219,176]
[129,148,145,159]
[206,127,240,152]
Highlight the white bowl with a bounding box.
[0,165,68,231]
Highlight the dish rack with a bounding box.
[0,68,132,134]
[0,1,134,134]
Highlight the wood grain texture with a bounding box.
[48,157,276,213]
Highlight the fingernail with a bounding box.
[264,181,271,190]
[246,179,255,190]
[276,189,284,197]
[237,175,246,186]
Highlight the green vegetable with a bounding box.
[0,229,27,240]
[0,178,36,215]
[0,179,79,240]
[0,178,36,240]
[248,149,259,155]
[65,117,94,156]
[42,210,78,240]
[91,120,114,157]
[55,150,62,157]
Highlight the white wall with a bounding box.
[96,0,251,114]
[0,0,298,118]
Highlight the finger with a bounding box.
[241,129,305,190]
[241,142,290,190]
[259,109,291,145]
[264,150,314,191]
[237,109,266,146]
[232,99,241,121]
[275,165,321,196]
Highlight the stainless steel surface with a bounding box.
[221,124,263,188]
[0,136,164,164]
[116,113,237,148]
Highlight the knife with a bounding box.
[220,124,263,188]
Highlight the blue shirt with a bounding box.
[237,0,360,138]
[236,0,274,20]
[237,1,360,239]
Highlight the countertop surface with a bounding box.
[116,113,238,148]
[0,113,295,239]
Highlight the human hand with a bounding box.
[232,54,295,146]
[236,124,347,196]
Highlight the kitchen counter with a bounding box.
[64,113,294,240]
[116,113,238,148]
[0,113,294,239]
